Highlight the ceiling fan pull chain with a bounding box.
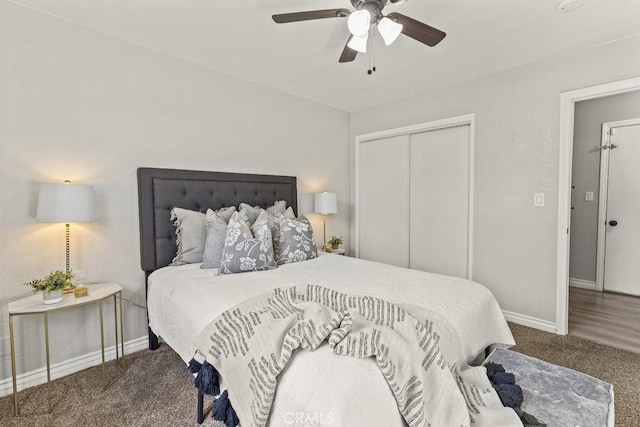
[372,26,377,73]
[368,26,377,75]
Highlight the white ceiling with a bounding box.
[12,0,640,112]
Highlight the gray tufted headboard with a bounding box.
[137,167,298,273]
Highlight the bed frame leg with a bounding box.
[145,272,161,351]
[148,327,160,350]
[197,390,205,424]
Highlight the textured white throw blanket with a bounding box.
[193,285,521,427]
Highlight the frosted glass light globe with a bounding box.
[378,17,403,46]
[347,10,371,37]
[347,33,368,53]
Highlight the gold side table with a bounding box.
[8,282,125,415]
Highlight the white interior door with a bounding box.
[357,135,410,267]
[409,125,471,278]
[603,121,640,296]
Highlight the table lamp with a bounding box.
[313,191,337,250]
[37,180,94,274]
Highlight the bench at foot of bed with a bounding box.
[485,348,614,427]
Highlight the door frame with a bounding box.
[596,118,640,291]
[556,77,640,335]
[354,113,475,280]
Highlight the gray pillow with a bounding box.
[239,204,261,224]
[170,207,206,265]
[219,211,277,274]
[274,214,318,265]
[202,206,237,269]
[266,200,287,216]
[239,200,287,224]
[215,206,237,223]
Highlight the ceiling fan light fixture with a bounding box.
[347,33,368,53]
[377,16,403,46]
[347,9,371,37]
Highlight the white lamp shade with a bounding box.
[378,17,403,46]
[347,10,371,37]
[314,192,337,215]
[347,33,368,53]
[37,183,95,223]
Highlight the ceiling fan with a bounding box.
[272,0,446,64]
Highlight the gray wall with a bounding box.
[570,91,640,282]
[351,35,640,325]
[0,1,350,381]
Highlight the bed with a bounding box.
[137,167,518,426]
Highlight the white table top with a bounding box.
[8,283,122,315]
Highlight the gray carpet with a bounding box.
[1,323,637,426]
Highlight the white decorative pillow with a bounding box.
[219,211,277,274]
[239,201,287,224]
[274,215,318,265]
[284,206,296,219]
[170,207,206,266]
[202,206,237,269]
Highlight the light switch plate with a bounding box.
[534,193,545,207]
[585,191,594,201]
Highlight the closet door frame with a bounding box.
[355,113,475,280]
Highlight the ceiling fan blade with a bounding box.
[386,12,446,46]
[339,36,358,63]
[272,9,350,24]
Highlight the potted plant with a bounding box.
[24,270,73,305]
[328,236,343,250]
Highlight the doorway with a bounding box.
[556,76,640,336]
[566,91,640,352]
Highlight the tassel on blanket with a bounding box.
[188,359,202,374]
[492,371,516,385]
[485,362,505,380]
[188,357,220,396]
[212,390,239,427]
[516,408,547,427]
[493,383,523,408]
[485,362,547,426]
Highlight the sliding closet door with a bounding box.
[358,135,410,267]
[409,125,470,278]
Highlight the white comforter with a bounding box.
[148,252,516,427]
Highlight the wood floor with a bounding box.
[569,287,640,353]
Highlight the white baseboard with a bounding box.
[503,310,557,333]
[569,278,597,291]
[0,336,148,398]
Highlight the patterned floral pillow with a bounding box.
[274,215,318,265]
[252,209,280,255]
[219,211,277,274]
